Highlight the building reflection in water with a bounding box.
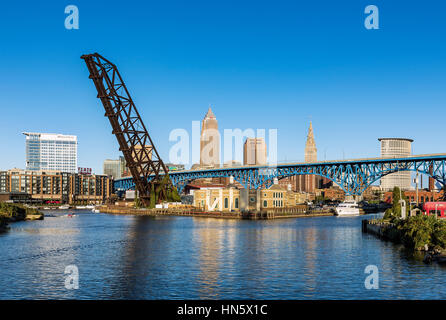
[193,218,226,298]
[114,216,176,299]
[302,227,317,296]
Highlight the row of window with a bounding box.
[199,197,287,209]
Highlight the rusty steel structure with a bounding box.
[81,53,176,206]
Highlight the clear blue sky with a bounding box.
[0,0,445,174]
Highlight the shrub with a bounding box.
[0,203,27,221]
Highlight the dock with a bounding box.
[99,205,334,220]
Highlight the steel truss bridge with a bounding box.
[114,153,446,196]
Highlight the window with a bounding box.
[224,198,228,209]
[235,198,239,208]
[263,200,267,207]
[429,210,442,217]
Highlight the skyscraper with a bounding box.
[103,159,121,179]
[302,122,317,192]
[280,122,318,193]
[23,132,77,173]
[243,138,267,165]
[200,106,220,167]
[379,138,413,191]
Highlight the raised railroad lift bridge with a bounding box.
[81,53,179,207]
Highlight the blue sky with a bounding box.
[0,0,445,174]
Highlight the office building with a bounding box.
[103,159,122,179]
[378,138,413,191]
[243,138,267,165]
[200,107,220,167]
[23,132,77,173]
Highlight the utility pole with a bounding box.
[415,170,419,206]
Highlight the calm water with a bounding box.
[0,210,446,300]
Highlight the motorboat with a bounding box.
[335,200,360,216]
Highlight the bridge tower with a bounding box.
[81,53,179,207]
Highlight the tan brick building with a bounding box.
[193,184,310,212]
[243,138,267,165]
[0,169,112,204]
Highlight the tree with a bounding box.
[134,191,141,209]
[384,187,409,219]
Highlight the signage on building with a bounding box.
[78,167,92,175]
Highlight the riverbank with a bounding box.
[0,203,44,231]
[99,205,334,220]
[362,216,446,264]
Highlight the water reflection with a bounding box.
[1,212,446,299]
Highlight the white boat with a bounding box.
[76,206,87,209]
[92,209,100,213]
[335,201,360,216]
[59,205,70,210]
[85,205,95,209]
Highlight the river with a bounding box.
[0,210,445,299]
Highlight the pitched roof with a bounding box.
[268,184,287,191]
[204,106,216,119]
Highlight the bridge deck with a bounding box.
[115,153,446,180]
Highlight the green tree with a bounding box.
[134,191,141,208]
[384,187,409,219]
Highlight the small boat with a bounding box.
[43,207,51,210]
[76,206,87,209]
[59,205,70,210]
[86,205,95,209]
[335,201,360,216]
[92,209,100,213]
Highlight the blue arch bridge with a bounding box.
[114,153,446,196]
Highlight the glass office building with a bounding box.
[103,159,121,179]
[23,132,78,173]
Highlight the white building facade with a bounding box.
[23,132,78,173]
[379,138,413,191]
